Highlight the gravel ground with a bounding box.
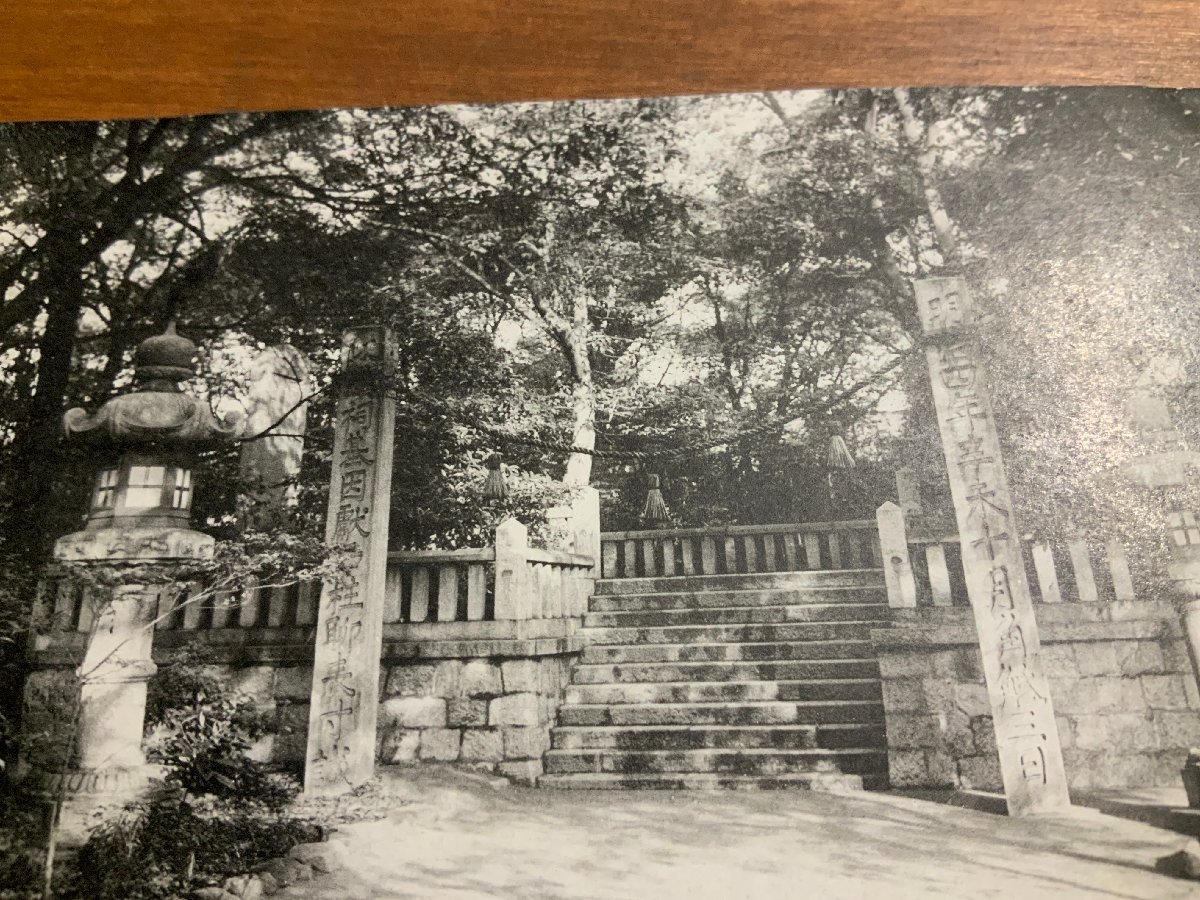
[280,766,1200,900]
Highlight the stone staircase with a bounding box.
[540,570,891,790]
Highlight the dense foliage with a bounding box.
[64,658,316,900]
[1,87,1198,580]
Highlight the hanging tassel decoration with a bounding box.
[826,434,855,513]
[642,474,670,525]
[482,453,508,501]
[826,435,856,470]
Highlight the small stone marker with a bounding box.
[915,277,1070,816]
[305,327,397,795]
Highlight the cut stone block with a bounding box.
[501,659,540,693]
[1141,674,1189,710]
[881,680,924,712]
[1073,713,1152,751]
[878,654,935,680]
[1115,641,1165,677]
[499,759,543,785]
[957,753,1003,791]
[385,664,439,697]
[502,725,551,761]
[952,683,990,717]
[460,728,505,762]
[381,697,447,728]
[886,714,944,749]
[380,729,420,764]
[887,749,927,786]
[1074,642,1120,677]
[447,698,489,727]
[489,692,540,726]
[461,660,503,698]
[420,728,462,761]
[971,716,995,754]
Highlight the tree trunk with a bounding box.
[892,88,960,263]
[562,297,595,487]
[8,238,87,560]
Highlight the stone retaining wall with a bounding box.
[21,625,582,786]
[872,601,1200,792]
[375,655,572,783]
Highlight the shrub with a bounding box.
[145,661,297,809]
[67,795,323,900]
[0,784,47,900]
[65,659,318,898]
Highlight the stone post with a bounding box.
[239,344,311,529]
[915,276,1070,817]
[494,517,530,620]
[876,502,917,609]
[896,467,923,517]
[304,327,397,796]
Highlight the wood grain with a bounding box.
[2,1,1200,122]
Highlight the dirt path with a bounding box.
[282,768,1199,900]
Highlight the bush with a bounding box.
[66,795,322,900]
[145,661,297,809]
[0,784,47,900]
[65,659,319,898]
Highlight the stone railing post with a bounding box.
[569,487,601,619]
[570,487,601,572]
[876,502,917,609]
[494,517,530,620]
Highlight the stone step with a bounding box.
[583,603,889,628]
[543,747,888,777]
[564,679,882,705]
[570,659,879,684]
[579,640,876,664]
[594,570,884,596]
[583,622,878,645]
[551,723,888,751]
[558,700,885,727]
[538,772,869,791]
[588,586,888,612]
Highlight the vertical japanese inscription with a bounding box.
[915,278,1070,816]
[304,327,397,795]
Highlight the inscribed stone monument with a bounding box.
[305,326,397,795]
[915,276,1070,816]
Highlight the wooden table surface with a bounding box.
[3,1,1200,122]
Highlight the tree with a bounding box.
[0,112,333,559]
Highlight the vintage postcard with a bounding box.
[2,87,1200,898]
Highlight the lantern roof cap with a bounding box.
[62,323,244,448]
[133,320,196,388]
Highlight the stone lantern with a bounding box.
[26,323,242,835]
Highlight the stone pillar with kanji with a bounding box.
[1115,356,1200,691]
[915,276,1071,816]
[21,324,244,839]
[305,326,397,795]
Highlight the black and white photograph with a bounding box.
[3,84,1200,898]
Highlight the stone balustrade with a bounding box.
[600,520,882,579]
[875,501,1145,609]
